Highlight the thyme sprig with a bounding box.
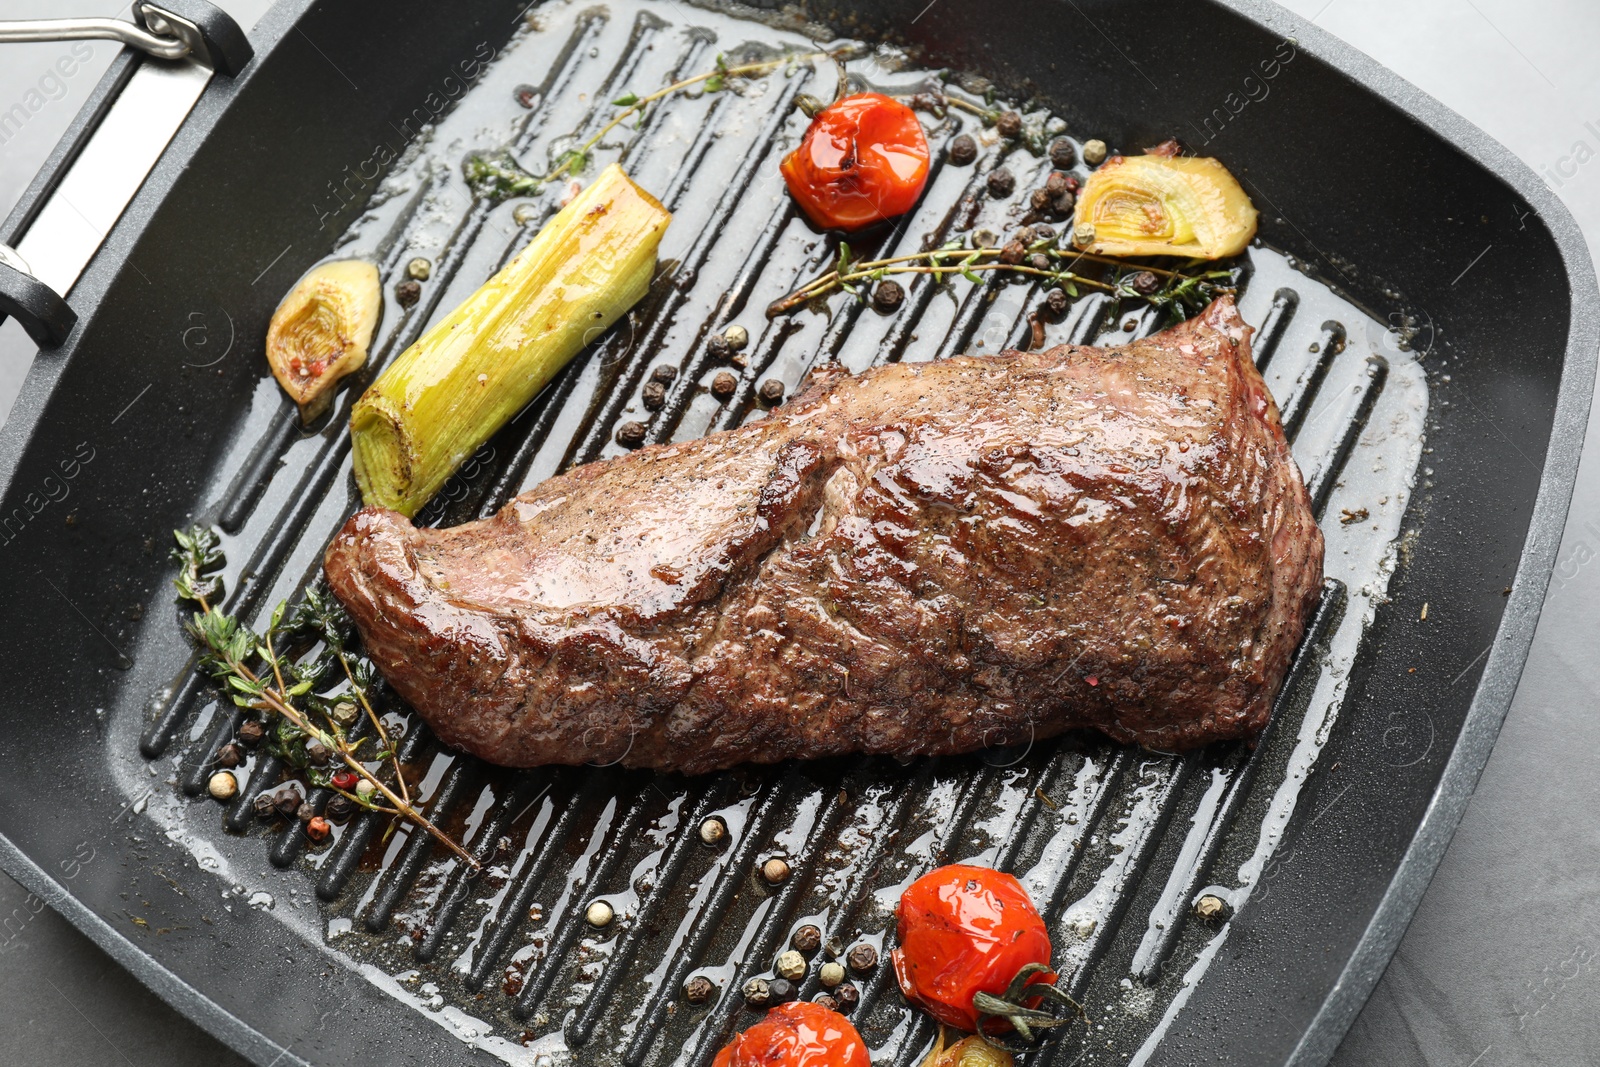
[768,239,1232,319]
[171,528,477,871]
[465,50,829,202]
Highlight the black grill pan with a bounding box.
[0,1,1594,1065]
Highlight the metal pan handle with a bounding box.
[0,0,252,349]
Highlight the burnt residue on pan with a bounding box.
[121,1,1427,1063]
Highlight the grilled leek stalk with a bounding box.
[351,164,671,516]
[266,259,382,424]
[1074,149,1257,259]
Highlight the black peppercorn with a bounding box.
[685,975,715,1004]
[766,978,796,1004]
[1045,287,1069,317]
[1029,189,1053,213]
[649,363,678,384]
[1032,224,1056,244]
[846,942,878,974]
[813,993,839,1012]
[872,280,904,312]
[995,110,1022,138]
[710,371,738,401]
[834,983,860,1011]
[216,742,244,769]
[616,421,648,449]
[1052,190,1076,216]
[1130,270,1162,296]
[1045,171,1070,198]
[305,738,331,766]
[326,795,357,822]
[641,381,666,410]
[253,793,277,819]
[272,788,299,818]
[1049,137,1078,169]
[296,801,316,824]
[757,379,786,407]
[706,333,731,360]
[986,167,1015,199]
[792,924,823,954]
[1027,253,1051,271]
[947,133,978,166]
[999,241,1027,266]
[394,279,422,309]
[238,719,266,747]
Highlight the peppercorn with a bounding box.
[273,788,300,818]
[649,363,678,384]
[331,770,359,791]
[326,795,357,822]
[761,856,791,884]
[406,257,432,281]
[710,372,738,401]
[723,325,749,351]
[947,133,978,166]
[641,381,667,410]
[394,279,421,309]
[207,771,237,801]
[616,421,648,449]
[355,779,376,799]
[757,379,786,408]
[742,977,772,1007]
[304,816,330,842]
[1045,287,1069,317]
[1025,253,1050,272]
[706,333,731,360]
[846,942,878,974]
[305,738,331,766]
[296,801,316,823]
[330,699,359,726]
[819,961,846,988]
[1194,893,1231,922]
[1013,226,1035,246]
[872,280,904,312]
[986,167,1016,198]
[1130,270,1162,296]
[238,719,266,747]
[813,993,839,1012]
[775,949,806,980]
[767,978,796,1004]
[834,983,860,1011]
[1032,224,1056,244]
[684,975,715,1004]
[995,110,1022,138]
[1052,190,1076,216]
[792,924,823,954]
[253,793,277,820]
[1029,189,1053,213]
[700,816,728,846]
[1123,319,1137,331]
[215,742,244,769]
[586,900,614,928]
[1049,137,1078,169]
[1072,222,1096,248]
[1045,171,1070,198]
[999,240,1026,266]
[1083,138,1108,166]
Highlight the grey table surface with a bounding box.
[2,1,1598,1064]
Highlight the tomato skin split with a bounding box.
[780,93,930,232]
[892,864,1058,1033]
[711,1001,872,1067]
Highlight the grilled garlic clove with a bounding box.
[266,259,382,424]
[1073,147,1257,259]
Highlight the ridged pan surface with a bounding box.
[112,3,1431,1064]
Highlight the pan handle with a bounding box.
[0,1,252,350]
[0,2,252,76]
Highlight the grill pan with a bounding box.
[0,1,1595,1065]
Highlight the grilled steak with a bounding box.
[325,296,1323,774]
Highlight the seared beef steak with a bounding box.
[325,296,1323,774]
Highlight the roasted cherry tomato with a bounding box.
[892,864,1057,1032]
[780,92,930,232]
[712,1001,871,1067]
